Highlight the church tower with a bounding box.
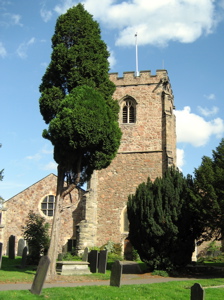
[76,70,176,252]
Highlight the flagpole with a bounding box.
[135,33,139,77]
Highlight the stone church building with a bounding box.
[0,69,176,257]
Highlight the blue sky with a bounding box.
[1,0,224,200]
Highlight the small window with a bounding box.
[41,195,55,217]
[122,208,129,232]
[122,99,136,123]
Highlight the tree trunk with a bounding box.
[46,165,65,281]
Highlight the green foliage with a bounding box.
[39,4,121,188]
[59,252,82,261]
[43,85,121,186]
[132,248,140,261]
[207,241,220,255]
[127,167,204,271]
[101,241,122,256]
[195,138,224,240]
[22,211,50,265]
[39,3,118,124]
[151,270,169,277]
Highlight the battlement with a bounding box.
[109,70,168,86]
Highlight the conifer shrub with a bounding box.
[127,167,203,271]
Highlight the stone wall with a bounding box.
[78,70,176,250]
[0,174,83,255]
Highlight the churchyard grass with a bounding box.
[0,257,36,283]
[0,256,111,283]
[0,279,224,299]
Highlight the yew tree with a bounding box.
[39,4,121,279]
[194,138,224,240]
[127,168,203,271]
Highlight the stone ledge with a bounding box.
[56,261,91,275]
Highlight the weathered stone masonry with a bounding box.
[0,69,176,256]
[76,70,176,252]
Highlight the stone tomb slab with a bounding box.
[56,261,91,275]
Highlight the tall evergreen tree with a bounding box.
[195,138,224,240]
[38,4,121,279]
[127,168,203,271]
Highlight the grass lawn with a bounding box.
[0,257,224,299]
[0,280,224,299]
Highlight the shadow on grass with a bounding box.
[1,256,36,275]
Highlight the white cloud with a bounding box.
[51,1,223,47]
[26,153,42,161]
[16,37,35,59]
[40,7,53,22]
[176,148,185,171]
[197,106,219,117]
[175,106,224,147]
[86,0,219,47]
[52,0,222,47]
[42,161,57,171]
[108,47,116,69]
[54,0,77,15]
[1,13,23,27]
[0,42,7,58]
[11,14,23,27]
[204,93,216,100]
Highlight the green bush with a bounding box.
[22,211,50,265]
[152,270,169,277]
[59,252,82,261]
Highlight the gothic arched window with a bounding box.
[122,99,136,123]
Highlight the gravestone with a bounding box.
[8,235,15,259]
[21,246,28,269]
[191,283,205,300]
[0,242,3,269]
[30,256,50,295]
[58,253,63,261]
[88,250,98,273]
[17,239,26,256]
[98,250,108,274]
[110,260,123,287]
[82,247,89,262]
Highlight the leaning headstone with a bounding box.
[98,250,108,274]
[8,235,15,259]
[0,242,3,269]
[20,246,28,269]
[30,256,50,295]
[17,239,26,256]
[82,247,89,262]
[110,260,123,287]
[191,283,205,300]
[88,250,98,273]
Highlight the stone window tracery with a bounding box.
[122,99,136,123]
[41,195,55,217]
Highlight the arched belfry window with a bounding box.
[122,98,136,124]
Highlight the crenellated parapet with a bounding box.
[109,69,169,86]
